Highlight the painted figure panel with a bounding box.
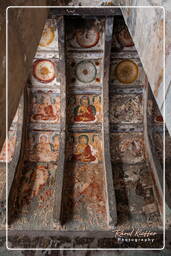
[62,163,107,230]
[110,133,145,164]
[68,95,102,123]
[67,133,102,163]
[30,89,60,123]
[27,131,59,162]
[10,162,57,229]
[66,17,105,51]
[109,94,143,123]
[68,58,103,86]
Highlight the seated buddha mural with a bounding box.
[31,92,59,122]
[74,96,96,122]
[72,135,96,163]
[29,133,59,162]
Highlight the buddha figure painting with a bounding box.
[30,91,60,123]
[74,95,96,122]
[28,132,59,162]
[72,134,97,163]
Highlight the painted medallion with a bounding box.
[76,28,100,48]
[76,61,97,83]
[33,60,55,83]
[39,26,55,47]
[115,60,139,84]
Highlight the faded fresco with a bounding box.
[109,94,143,123]
[110,133,145,164]
[30,89,60,123]
[62,162,107,230]
[10,162,57,229]
[68,95,102,123]
[27,131,59,162]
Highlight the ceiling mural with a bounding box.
[1,13,165,249]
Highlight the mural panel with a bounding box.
[68,94,102,123]
[62,162,107,230]
[109,94,143,123]
[110,133,145,164]
[30,89,60,123]
[10,162,57,229]
[67,133,102,163]
[27,131,59,162]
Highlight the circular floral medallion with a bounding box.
[33,60,55,83]
[76,61,97,83]
[117,27,134,47]
[115,60,138,84]
[76,28,100,48]
[39,26,55,47]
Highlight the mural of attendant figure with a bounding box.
[92,96,101,122]
[74,96,96,122]
[32,94,56,121]
[91,135,102,161]
[51,134,59,151]
[72,135,96,162]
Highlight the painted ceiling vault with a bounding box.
[1,6,170,252]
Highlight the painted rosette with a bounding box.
[76,28,100,48]
[76,61,97,83]
[117,28,134,47]
[39,26,55,47]
[115,60,138,84]
[33,60,55,83]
